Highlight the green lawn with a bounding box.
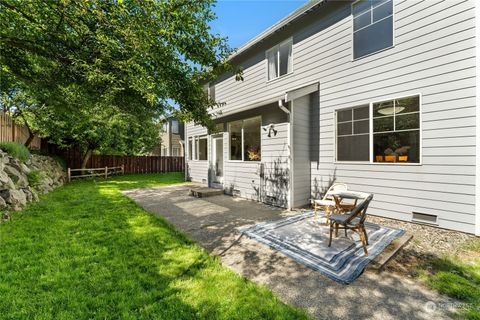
[420,238,480,320]
[0,173,309,320]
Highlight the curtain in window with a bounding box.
[267,49,277,80]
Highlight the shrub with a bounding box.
[0,142,31,161]
[27,170,46,189]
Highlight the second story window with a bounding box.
[171,120,179,134]
[266,39,292,80]
[352,0,393,59]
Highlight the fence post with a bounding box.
[67,168,71,183]
[121,164,124,175]
[105,166,108,179]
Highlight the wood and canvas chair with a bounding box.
[312,183,348,224]
[328,194,374,256]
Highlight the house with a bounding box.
[156,118,184,156]
[185,0,480,235]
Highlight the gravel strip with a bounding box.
[366,215,476,275]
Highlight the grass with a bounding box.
[0,172,309,320]
[0,141,30,161]
[27,169,45,189]
[419,238,480,319]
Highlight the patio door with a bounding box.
[211,134,224,187]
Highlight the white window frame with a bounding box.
[334,93,422,165]
[188,137,193,161]
[351,0,395,61]
[227,116,262,162]
[265,38,293,82]
[194,135,208,161]
[334,105,370,162]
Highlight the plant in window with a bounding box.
[247,148,261,161]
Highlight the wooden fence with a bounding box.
[0,112,41,149]
[60,149,184,174]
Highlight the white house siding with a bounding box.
[291,94,312,207]
[207,0,477,233]
[185,124,209,184]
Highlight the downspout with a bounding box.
[279,98,293,210]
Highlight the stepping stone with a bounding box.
[190,187,224,198]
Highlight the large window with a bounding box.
[336,105,370,161]
[373,96,420,163]
[352,0,393,59]
[266,39,292,80]
[335,95,421,164]
[228,117,261,161]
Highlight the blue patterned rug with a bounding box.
[241,212,404,284]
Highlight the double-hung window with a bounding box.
[352,0,393,59]
[266,39,292,80]
[228,117,261,161]
[336,95,421,164]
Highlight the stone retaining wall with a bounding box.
[0,149,66,216]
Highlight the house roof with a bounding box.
[228,0,326,61]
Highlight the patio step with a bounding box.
[190,187,224,198]
[368,233,413,272]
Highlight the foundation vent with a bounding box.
[412,212,438,225]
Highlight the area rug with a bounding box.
[241,212,404,284]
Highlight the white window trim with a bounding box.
[334,93,422,166]
[227,116,262,162]
[351,0,395,61]
[191,135,208,162]
[265,38,293,82]
[187,137,193,161]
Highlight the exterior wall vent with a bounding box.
[412,212,438,225]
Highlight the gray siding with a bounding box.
[185,104,290,207]
[291,94,311,207]
[207,0,477,233]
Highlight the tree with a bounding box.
[0,0,235,130]
[33,102,162,168]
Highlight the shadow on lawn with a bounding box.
[124,184,461,320]
[0,174,308,319]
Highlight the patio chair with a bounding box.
[328,194,374,256]
[312,183,348,224]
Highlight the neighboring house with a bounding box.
[185,0,480,235]
[156,118,184,156]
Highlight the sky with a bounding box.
[210,0,307,49]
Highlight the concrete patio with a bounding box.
[123,184,455,320]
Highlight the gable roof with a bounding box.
[228,0,326,61]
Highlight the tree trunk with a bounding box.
[81,149,92,172]
[24,130,35,148]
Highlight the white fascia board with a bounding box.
[285,82,320,102]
